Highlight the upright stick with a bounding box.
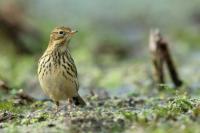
[149,29,165,89]
[164,44,183,87]
[149,29,183,89]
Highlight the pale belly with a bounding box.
[38,69,77,101]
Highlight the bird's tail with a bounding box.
[72,94,86,106]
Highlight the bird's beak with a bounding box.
[69,30,78,36]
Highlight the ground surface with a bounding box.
[0,90,200,133]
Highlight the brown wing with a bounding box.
[64,50,79,90]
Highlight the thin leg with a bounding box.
[67,98,73,110]
[55,101,59,112]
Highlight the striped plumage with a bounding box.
[38,26,85,108]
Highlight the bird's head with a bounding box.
[48,26,77,51]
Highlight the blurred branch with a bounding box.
[13,91,35,105]
[149,29,183,89]
[0,80,10,93]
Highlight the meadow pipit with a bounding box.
[38,26,86,110]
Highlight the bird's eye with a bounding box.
[59,31,64,35]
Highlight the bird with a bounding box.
[38,26,86,110]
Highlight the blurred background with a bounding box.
[0,0,200,99]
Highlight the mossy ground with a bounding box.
[0,88,200,133]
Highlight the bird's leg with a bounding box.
[55,101,59,112]
[67,98,73,111]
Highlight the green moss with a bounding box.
[0,95,199,133]
[168,97,193,113]
[0,101,24,113]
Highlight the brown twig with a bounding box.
[149,29,165,88]
[149,29,183,89]
[164,44,183,87]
